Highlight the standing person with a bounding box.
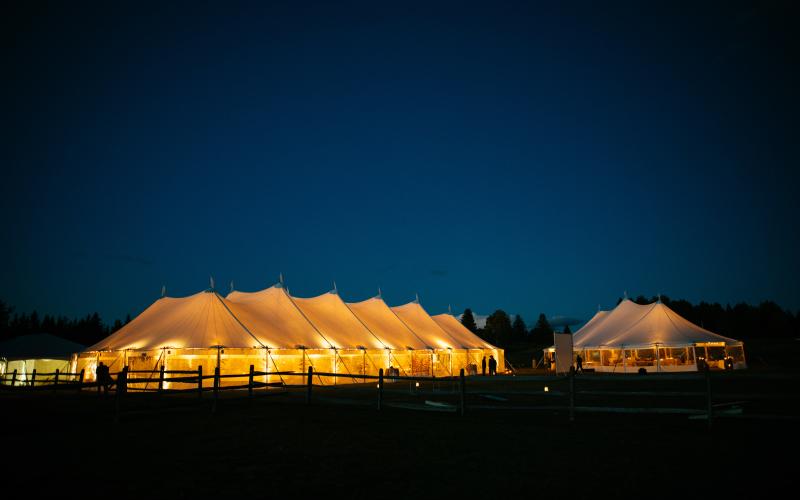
[488,355,497,376]
[96,362,108,394]
[481,356,487,376]
[576,354,583,373]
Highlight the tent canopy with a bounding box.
[83,286,501,354]
[0,334,85,360]
[431,313,496,349]
[226,285,331,349]
[346,296,428,350]
[572,299,739,349]
[85,290,261,351]
[287,291,385,350]
[391,302,460,349]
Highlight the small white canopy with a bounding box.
[573,299,740,349]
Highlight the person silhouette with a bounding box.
[96,362,110,394]
[488,355,497,376]
[576,354,583,373]
[481,356,487,376]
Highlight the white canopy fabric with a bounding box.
[430,313,496,349]
[83,285,501,354]
[0,334,85,360]
[346,297,428,350]
[85,291,261,351]
[288,292,385,349]
[391,302,460,349]
[225,286,331,349]
[572,299,739,349]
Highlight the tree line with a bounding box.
[0,299,129,347]
[2,294,798,351]
[461,295,800,350]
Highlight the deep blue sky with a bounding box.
[2,1,799,326]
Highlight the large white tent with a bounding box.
[544,299,746,373]
[74,284,503,386]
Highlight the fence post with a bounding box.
[11,369,17,387]
[197,366,203,399]
[54,369,59,393]
[306,366,313,405]
[158,365,165,394]
[115,366,128,423]
[212,366,220,413]
[459,368,466,417]
[77,369,84,393]
[248,365,254,398]
[705,366,713,430]
[378,368,384,411]
[30,369,37,389]
[569,367,575,422]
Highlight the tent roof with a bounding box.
[572,299,740,348]
[85,290,262,351]
[346,297,428,349]
[288,291,385,349]
[0,334,85,360]
[83,286,508,353]
[391,302,460,349]
[431,313,497,349]
[225,286,331,349]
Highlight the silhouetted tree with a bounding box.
[563,324,571,334]
[485,310,513,347]
[461,308,477,333]
[111,319,124,333]
[512,315,527,342]
[530,313,553,345]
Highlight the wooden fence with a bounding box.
[2,365,795,425]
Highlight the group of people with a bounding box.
[95,362,115,393]
[481,355,497,376]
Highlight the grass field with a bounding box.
[3,368,798,499]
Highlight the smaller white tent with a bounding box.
[0,334,85,386]
[544,299,746,373]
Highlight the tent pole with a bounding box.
[332,348,337,385]
[163,348,169,391]
[655,344,660,373]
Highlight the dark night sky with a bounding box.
[2,1,799,326]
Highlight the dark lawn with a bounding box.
[2,371,797,499]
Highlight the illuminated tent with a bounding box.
[0,334,84,386]
[543,299,746,373]
[431,313,502,375]
[75,284,504,387]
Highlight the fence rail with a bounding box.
[3,365,796,425]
